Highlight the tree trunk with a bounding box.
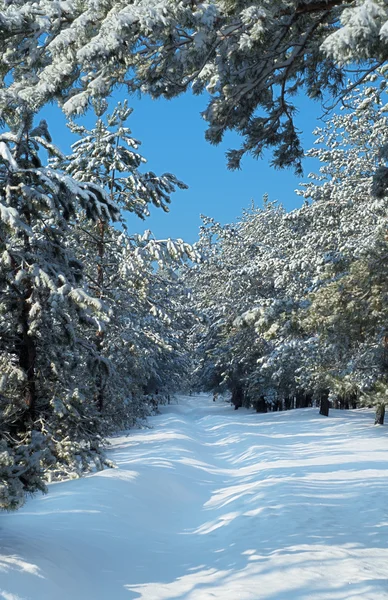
[231,384,243,410]
[296,392,309,408]
[95,219,106,412]
[350,393,358,409]
[305,393,313,407]
[254,397,267,413]
[319,391,330,417]
[375,404,385,425]
[96,218,105,293]
[95,332,105,412]
[19,204,37,421]
[18,283,37,421]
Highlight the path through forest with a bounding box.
[1,394,388,599]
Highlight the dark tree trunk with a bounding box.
[254,397,267,413]
[272,400,283,411]
[18,283,37,421]
[19,207,37,421]
[296,392,309,408]
[284,397,291,410]
[13,133,38,422]
[319,391,330,417]
[338,395,350,410]
[95,219,106,412]
[375,404,385,425]
[96,219,105,292]
[95,332,105,412]
[231,384,243,410]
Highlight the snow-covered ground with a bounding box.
[1,395,388,600]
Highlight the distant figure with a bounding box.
[213,392,218,402]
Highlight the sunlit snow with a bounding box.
[1,395,387,599]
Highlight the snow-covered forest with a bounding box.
[1,1,388,597]
[186,78,388,422]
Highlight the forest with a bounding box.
[1,0,388,516]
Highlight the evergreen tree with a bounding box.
[53,101,191,416]
[2,1,388,173]
[0,113,118,508]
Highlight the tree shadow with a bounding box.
[0,402,387,599]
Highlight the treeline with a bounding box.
[0,105,196,510]
[185,79,388,425]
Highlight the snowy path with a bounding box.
[1,395,388,600]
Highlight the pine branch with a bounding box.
[295,0,352,15]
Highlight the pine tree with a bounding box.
[0,113,118,508]
[52,101,189,414]
[2,1,388,174]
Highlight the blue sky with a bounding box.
[42,91,324,243]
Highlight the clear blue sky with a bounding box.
[42,91,324,243]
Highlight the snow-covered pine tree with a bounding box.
[0,113,118,509]
[301,236,388,422]
[51,102,190,415]
[66,217,198,431]
[3,1,388,176]
[106,231,198,421]
[57,101,187,220]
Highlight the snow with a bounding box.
[0,142,18,171]
[1,395,388,599]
